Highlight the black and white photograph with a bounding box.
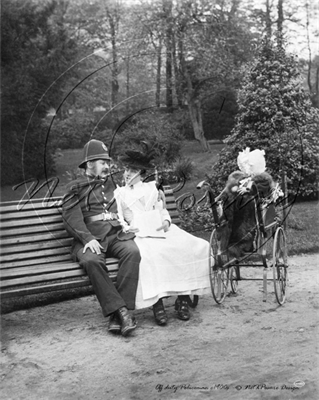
[0,0,318,399]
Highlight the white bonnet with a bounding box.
[237,147,266,176]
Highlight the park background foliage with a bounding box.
[1,0,318,197]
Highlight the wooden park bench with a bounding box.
[0,185,181,299]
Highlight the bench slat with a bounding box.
[1,255,73,269]
[1,269,118,289]
[1,262,82,278]
[0,279,92,298]
[0,198,62,213]
[0,215,63,228]
[0,223,66,237]
[1,247,71,262]
[0,231,70,246]
[166,202,178,208]
[1,255,120,270]
[0,269,88,288]
[0,238,73,255]
[0,208,62,220]
[105,257,120,266]
[1,260,120,278]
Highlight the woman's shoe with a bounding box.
[153,299,168,326]
[175,296,190,321]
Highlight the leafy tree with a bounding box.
[305,2,319,107]
[48,0,257,153]
[1,0,82,185]
[113,0,257,150]
[170,0,257,151]
[208,38,319,197]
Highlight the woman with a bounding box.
[114,147,211,326]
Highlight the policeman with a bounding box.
[62,140,141,337]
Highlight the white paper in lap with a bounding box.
[133,209,166,238]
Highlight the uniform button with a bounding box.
[102,185,105,189]
[103,196,107,200]
[103,203,107,207]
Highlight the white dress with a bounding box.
[114,181,211,309]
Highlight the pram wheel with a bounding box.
[209,229,229,304]
[230,266,239,294]
[273,226,288,305]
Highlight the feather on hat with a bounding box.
[118,141,156,170]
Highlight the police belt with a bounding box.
[85,212,118,223]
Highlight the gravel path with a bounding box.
[1,253,318,400]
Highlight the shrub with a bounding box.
[110,109,185,168]
[179,204,215,233]
[49,112,108,150]
[158,158,195,185]
[174,158,195,181]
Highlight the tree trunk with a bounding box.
[166,41,173,108]
[265,0,272,39]
[156,37,162,107]
[187,97,210,152]
[172,32,183,107]
[164,0,173,109]
[316,66,319,108]
[229,0,240,20]
[277,0,284,48]
[110,24,119,108]
[305,2,312,92]
[106,7,119,108]
[126,55,130,113]
[184,66,210,151]
[178,33,210,151]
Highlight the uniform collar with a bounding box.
[85,173,108,183]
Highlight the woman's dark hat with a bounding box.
[79,139,111,169]
[118,142,156,170]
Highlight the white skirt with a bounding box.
[134,224,211,309]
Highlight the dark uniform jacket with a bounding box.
[62,174,122,256]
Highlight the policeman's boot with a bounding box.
[116,306,137,337]
[108,312,122,334]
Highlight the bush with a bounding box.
[110,109,185,168]
[159,158,195,185]
[174,158,195,181]
[179,204,215,233]
[49,112,111,150]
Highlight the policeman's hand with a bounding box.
[83,239,104,255]
[156,220,170,232]
[127,227,139,233]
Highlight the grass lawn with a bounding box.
[285,200,319,255]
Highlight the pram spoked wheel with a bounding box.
[209,229,229,304]
[229,265,239,294]
[272,226,288,305]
